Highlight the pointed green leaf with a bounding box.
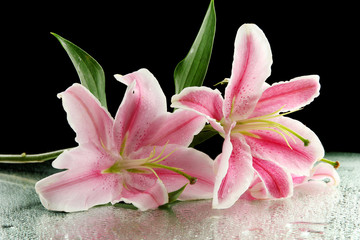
[168,183,188,203]
[159,183,188,209]
[174,0,216,94]
[189,124,218,148]
[51,33,107,108]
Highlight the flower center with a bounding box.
[231,106,310,149]
[101,143,197,185]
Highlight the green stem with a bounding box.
[0,148,71,164]
[320,158,340,169]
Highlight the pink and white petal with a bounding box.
[113,69,167,154]
[120,178,168,211]
[128,145,215,200]
[223,24,273,120]
[35,169,122,212]
[141,109,207,147]
[252,157,293,199]
[159,146,214,200]
[52,143,115,172]
[294,180,329,194]
[209,120,226,135]
[245,116,324,176]
[213,134,254,209]
[246,181,269,200]
[171,86,224,121]
[310,162,340,186]
[252,75,320,117]
[292,174,307,186]
[58,84,114,149]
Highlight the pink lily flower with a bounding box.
[171,24,324,209]
[35,69,214,212]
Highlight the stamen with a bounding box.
[151,148,178,164]
[148,146,157,160]
[141,166,161,180]
[245,106,302,122]
[241,119,310,147]
[248,105,287,121]
[148,142,168,163]
[102,142,197,185]
[233,105,310,149]
[214,78,229,86]
[277,108,303,118]
[237,131,261,139]
[276,123,310,146]
[262,127,293,150]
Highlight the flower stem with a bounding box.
[320,158,340,169]
[0,148,71,164]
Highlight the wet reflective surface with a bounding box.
[1,152,359,239]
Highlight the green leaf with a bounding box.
[189,124,218,148]
[51,33,107,108]
[174,0,216,94]
[113,202,138,210]
[159,183,188,209]
[168,183,188,203]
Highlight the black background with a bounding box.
[1,1,358,157]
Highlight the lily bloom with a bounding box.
[171,24,324,209]
[35,69,214,212]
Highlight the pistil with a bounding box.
[320,158,340,169]
[231,106,310,148]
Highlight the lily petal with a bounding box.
[120,178,168,211]
[35,169,122,212]
[213,133,254,209]
[252,157,293,199]
[113,69,167,154]
[294,163,340,194]
[223,24,272,120]
[141,109,206,147]
[252,75,320,117]
[245,116,324,176]
[58,84,114,149]
[52,143,115,171]
[171,86,224,121]
[309,162,340,186]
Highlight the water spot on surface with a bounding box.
[1,224,14,229]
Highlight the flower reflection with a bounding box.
[36,186,340,239]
